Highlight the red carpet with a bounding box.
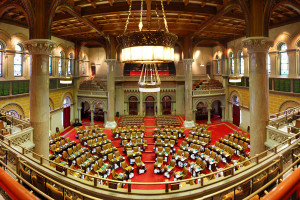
[55,117,248,190]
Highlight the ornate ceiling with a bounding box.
[0,0,299,47]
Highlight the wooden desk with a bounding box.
[296,119,300,128]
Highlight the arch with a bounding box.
[49,98,54,111]
[193,99,210,110]
[229,90,243,106]
[161,93,174,102]
[93,102,105,122]
[60,92,73,108]
[195,101,209,121]
[144,94,156,101]
[279,100,300,113]
[1,103,25,117]
[91,99,107,111]
[128,96,138,115]
[126,93,139,102]
[212,99,222,118]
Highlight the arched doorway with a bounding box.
[162,96,172,115]
[128,96,138,115]
[212,100,222,120]
[232,95,240,127]
[62,97,71,128]
[145,96,155,116]
[81,101,91,122]
[94,103,104,122]
[196,102,208,120]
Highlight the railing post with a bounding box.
[200,177,203,187]
[16,156,20,182]
[165,180,169,193]
[256,154,259,164]
[275,146,277,154]
[22,147,25,154]
[128,180,131,193]
[65,167,68,177]
[8,140,11,146]
[279,155,283,180]
[40,156,43,165]
[288,138,291,145]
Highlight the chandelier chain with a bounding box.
[160,0,169,33]
[124,0,132,33]
[139,0,144,31]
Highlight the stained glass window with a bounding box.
[279,43,288,75]
[0,43,3,77]
[59,51,63,75]
[68,53,73,75]
[14,44,23,77]
[229,52,234,74]
[239,51,244,74]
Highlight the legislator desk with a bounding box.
[295,119,300,128]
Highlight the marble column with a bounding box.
[287,51,297,78]
[90,109,94,125]
[105,59,117,129]
[183,59,195,128]
[23,39,55,158]
[139,92,143,116]
[5,52,15,79]
[157,91,161,116]
[77,107,82,123]
[207,107,212,124]
[222,76,230,121]
[242,37,273,157]
[221,106,225,122]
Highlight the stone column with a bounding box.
[242,37,273,157]
[183,59,195,128]
[23,39,55,158]
[157,91,161,116]
[193,110,196,123]
[5,52,15,79]
[104,111,107,124]
[222,76,230,121]
[139,92,143,116]
[105,59,117,129]
[221,106,225,122]
[287,51,297,78]
[90,109,94,125]
[77,107,82,123]
[207,107,212,124]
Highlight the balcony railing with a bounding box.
[193,88,225,96]
[77,90,107,97]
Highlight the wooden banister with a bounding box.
[0,167,38,200]
[262,167,300,200]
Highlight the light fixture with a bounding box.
[229,76,242,83]
[118,0,177,64]
[60,76,72,84]
[139,64,161,92]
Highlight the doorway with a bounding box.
[232,95,240,126]
[128,96,138,115]
[62,97,71,128]
[145,96,155,116]
[162,96,172,115]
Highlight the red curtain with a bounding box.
[63,106,70,128]
[232,104,240,127]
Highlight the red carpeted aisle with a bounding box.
[56,117,249,190]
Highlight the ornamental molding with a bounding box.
[105,59,117,64]
[23,39,56,55]
[182,59,194,65]
[242,37,274,53]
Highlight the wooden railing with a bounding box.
[0,129,299,199]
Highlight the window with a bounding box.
[58,51,63,75]
[298,41,300,75]
[68,53,73,75]
[279,43,288,75]
[49,55,52,76]
[216,55,220,74]
[229,52,234,74]
[14,44,23,77]
[0,43,3,77]
[267,54,271,74]
[82,56,86,74]
[63,97,71,108]
[239,51,244,74]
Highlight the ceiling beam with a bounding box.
[184,0,189,6]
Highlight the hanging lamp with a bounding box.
[139,64,161,92]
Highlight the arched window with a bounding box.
[82,56,86,74]
[58,51,64,75]
[279,43,288,75]
[63,97,71,108]
[229,52,234,74]
[267,53,271,74]
[68,53,73,75]
[49,52,53,76]
[215,55,220,74]
[14,44,23,77]
[298,41,300,75]
[239,51,244,74]
[0,43,3,77]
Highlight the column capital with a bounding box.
[242,37,273,53]
[105,59,117,64]
[182,59,194,65]
[23,39,56,55]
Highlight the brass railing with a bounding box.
[0,130,299,199]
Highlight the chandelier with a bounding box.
[118,0,177,92]
[139,64,161,92]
